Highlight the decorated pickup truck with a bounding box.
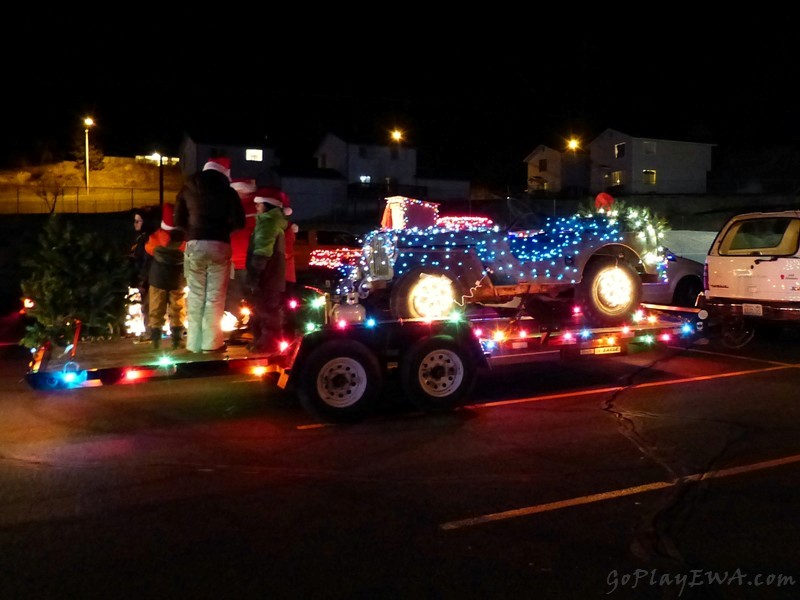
[328,195,669,327]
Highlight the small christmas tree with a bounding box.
[20,215,131,349]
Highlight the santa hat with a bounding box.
[242,196,258,218]
[203,157,231,180]
[160,203,176,231]
[230,178,256,195]
[254,188,293,216]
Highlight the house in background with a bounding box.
[178,130,280,186]
[588,128,715,195]
[525,129,716,199]
[179,129,470,225]
[524,144,589,197]
[314,132,470,201]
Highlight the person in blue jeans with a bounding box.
[173,157,245,353]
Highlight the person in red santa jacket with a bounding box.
[144,203,187,349]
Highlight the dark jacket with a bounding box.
[149,244,185,291]
[129,230,150,287]
[173,170,246,243]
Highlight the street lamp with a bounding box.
[83,117,94,191]
[148,152,165,208]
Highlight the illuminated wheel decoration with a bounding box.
[391,271,459,320]
[298,340,381,422]
[577,261,641,327]
[401,335,477,412]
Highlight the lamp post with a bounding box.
[83,117,94,191]
[149,152,165,209]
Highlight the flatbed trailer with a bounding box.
[25,303,707,423]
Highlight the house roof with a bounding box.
[182,124,270,149]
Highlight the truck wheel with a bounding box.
[401,335,477,413]
[672,276,702,308]
[576,260,641,326]
[390,269,461,320]
[720,317,756,349]
[297,340,381,423]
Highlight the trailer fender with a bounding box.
[400,334,478,413]
[296,339,382,423]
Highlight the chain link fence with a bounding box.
[0,185,179,214]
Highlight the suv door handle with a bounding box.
[753,257,779,264]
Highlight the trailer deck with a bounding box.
[25,303,704,395]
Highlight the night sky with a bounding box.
[6,24,798,190]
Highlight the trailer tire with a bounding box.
[297,339,382,423]
[401,335,477,413]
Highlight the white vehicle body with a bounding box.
[640,231,716,307]
[700,210,800,325]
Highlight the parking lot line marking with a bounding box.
[468,365,790,411]
[440,453,800,531]
[468,385,626,409]
[629,365,791,389]
[685,347,797,366]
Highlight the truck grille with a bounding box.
[365,232,395,280]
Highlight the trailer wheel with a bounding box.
[401,335,477,413]
[576,260,641,327]
[297,340,381,423]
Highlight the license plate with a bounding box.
[581,345,621,356]
[743,303,763,316]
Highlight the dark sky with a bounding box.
[6,25,798,189]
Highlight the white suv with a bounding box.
[698,210,800,346]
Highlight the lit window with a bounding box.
[245,149,263,162]
[642,170,656,185]
[643,141,656,155]
[610,171,624,186]
[615,143,626,158]
[359,175,371,184]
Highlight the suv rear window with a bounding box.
[718,217,800,256]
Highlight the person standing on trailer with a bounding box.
[173,157,246,354]
[245,188,291,354]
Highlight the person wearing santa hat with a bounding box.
[280,193,300,336]
[227,178,258,314]
[245,187,291,354]
[144,202,187,350]
[173,156,246,353]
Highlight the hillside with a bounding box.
[0,157,183,190]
